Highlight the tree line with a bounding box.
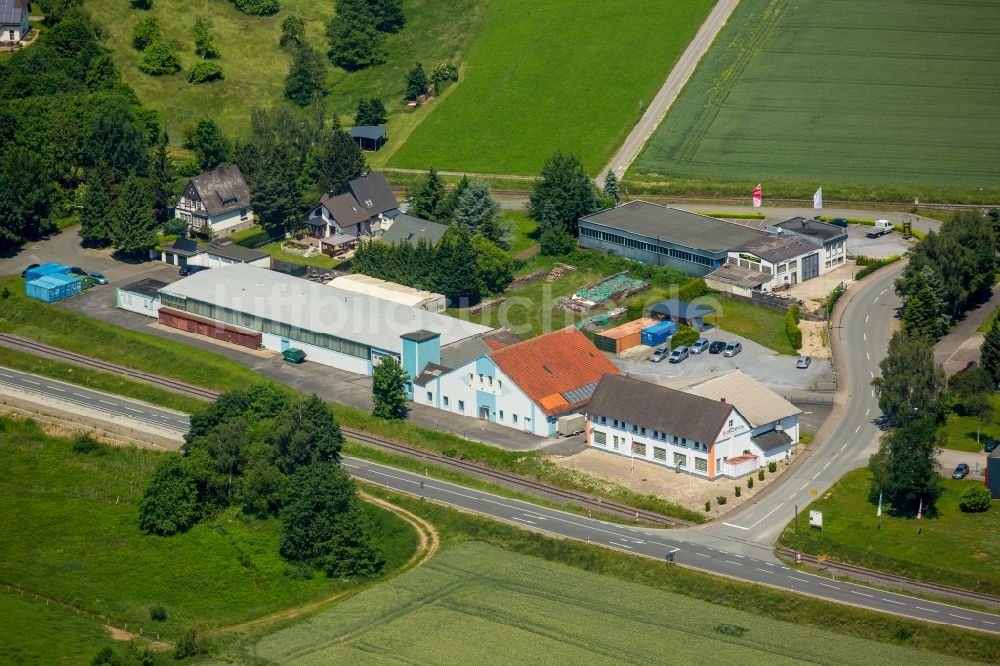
[139,384,384,579]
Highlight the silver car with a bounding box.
[796,355,811,369]
[669,346,689,363]
[723,341,742,357]
[649,345,669,363]
[690,338,710,354]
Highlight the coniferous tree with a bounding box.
[110,175,158,257]
[372,356,409,420]
[326,4,386,71]
[902,265,944,339]
[0,147,54,251]
[79,163,115,247]
[404,61,429,100]
[433,225,483,303]
[528,151,599,235]
[285,44,326,107]
[150,131,173,217]
[189,119,231,170]
[981,318,1000,388]
[369,0,405,33]
[438,174,469,221]
[453,181,502,237]
[354,97,387,125]
[406,168,445,220]
[83,107,150,182]
[603,169,620,204]
[316,129,366,195]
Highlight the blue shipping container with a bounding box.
[640,320,677,347]
[25,274,82,303]
[25,262,71,282]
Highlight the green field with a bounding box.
[89,0,488,142]
[388,0,716,175]
[778,469,1000,596]
[0,592,113,666]
[0,417,418,638]
[630,0,1000,201]
[252,541,966,665]
[709,294,798,356]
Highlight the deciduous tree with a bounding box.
[0,147,54,251]
[192,17,219,58]
[871,330,944,425]
[950,367,994,445]
[271,394,343,473]
[868,415,941,516]
[139,40,181,76]
[372,356,409,420]
[139,458,199,535]
[981,318,1000,389]
[279,15,305,48]
[83,107,150,182]
[132,16,159,50]
[188,119,231,170]
[472,234,514,293]
[528,151,599,235]
[326,5,386,71]
[79,163,115,247]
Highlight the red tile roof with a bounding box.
[489,327,622,416]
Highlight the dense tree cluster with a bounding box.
[284,44,327,107]
[139,385,383,578]
[355,97,387,126]
[0,9,167,252]
[326,0,405,71]
[232,0,279,16]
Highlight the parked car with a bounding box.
[865,220,894,239]
[796,355,812,369]
[179,265,210,276]
[723,341,742,357]
[669,346,689,364]
[89,272,108,285]
[649,345,670,363]
[829,218,848,228]
[985,439,999,454]
[69,266,87,276]
[708,341,726,354]
[20,263,40,278]
[690,338,710,355]
[952,463,970,480]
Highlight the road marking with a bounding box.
[822,461,831,470]
[724,561,742,566]
[799,482,809,491]
[866,351,870,361]
[732,554,745,558]
[125,407,141,413]
[880,288,887,295]
[865,408,870,416]
[789,576,809,583]
[819,583,839,589]
[49,386,64,392]
[22,379,39,385]
[863,332,867,341]
[915,606,937,613]
[882,599,905,606]
[0,372,12,378]
[948,613,973,621]
[854,425,860,433]
[812,472,821,480]
[98,400,116,406]
[786,492,797,500]
[73,392,88,398]
[745,502,785,530]
[851,591,873,598]
[871,389,876,398]
[608,541,632,550]
[342,463,359,469]
[510,516,536,525]
[694,552,711,558]
[865,314,870,323]
[983,620,996,625]
[722,522,749,531]
[755,568,772,574]
[870,371,874,378]
[840,443,847,452]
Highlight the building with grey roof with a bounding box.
[578,201,768,276]
[158,263,493,377]
[380,213,449,247]
[771,217,848,272]
[348,126,388,151]
[174,165,254,238]
[307,172,401,255]
[1,0,29,43]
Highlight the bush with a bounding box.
[187,62,224,84]
[768,461,777,473]
[716,495,727,505]
[855,255,902,280]
[676,278,709,302]
[704,500,711,512]
[671,325,699,350]
[232,0,279,15]
[139,41,181,76]
[149,605,167,622]
[72,435,101,454]
[785,306,802,351]
[735,486,741,497]
[826,283,846,319]
[132,16,159,50]
[138,458,198,536]
[758,468,765,481]
[959,485,992,513]
[747,477,754,489]
[174,627,204,659]
[162,218,188,236]
[539,226,576,256]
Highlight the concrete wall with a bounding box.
[208,209,254,237]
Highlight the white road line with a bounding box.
[874,296,880,303]
[812,472,821,480]
[882,599,905,606]
[510,516,536,525]
[125,407,141,413]
[608,541,632,550]
[694,552,711,558]
[840,443,847,452]
[871,389,876,398]
[721,522,749,531]
[73,392,88,398]
[822,461,831,470]
[732,554,745,559]
[915,606,937,613]
[865,314,869,323]
[865,408,870,416]
[49,386,64,392]
[870,371,874,378]
[724,561,742,566]
[863,332,867,341]
[98,399,116,406]
[342,463,359,469]
[851,591,873,598]
[854,425,861,433]
[866,351,870,360]
[983,620,996,625]
[746,502,786,530]
[22,379,39,385]
[819,583,839,590]
[755,568,772,574]
[799,482,809,491]
[789,576,809,583]
[880,288,887,295]
[948,613,973,621]
[786,492,797,500]
[0,372,12,378]
[764,562,775,566]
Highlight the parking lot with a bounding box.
[614,328,834,392]
[845,225,914,258]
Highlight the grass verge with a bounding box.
[0,591,114,666]
[708,294,798,355]
[939,393,1000,453]
[777,468,1000,596]
[0,345,209,414]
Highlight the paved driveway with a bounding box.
[0,227,156,282]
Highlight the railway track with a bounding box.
[775,547,1000,610]
[0,333,690,526]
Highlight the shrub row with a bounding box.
[855,255,901,280]
[702,212,766,220]
[785,303,801,351]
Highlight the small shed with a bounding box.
[644,299,716,330]
[25,273,81,302]
[593,318,658,354]
[988,448,1000,500]
[116,278,168,318]
[348,126,388,152]
[640,320,677,347]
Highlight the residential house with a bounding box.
[585,372,799,480]
[307,173,400,256]
[174,165,254,238]
[153,237,270,269]
[0,0,29,44]
[379,213,448,247]
[408,327,622,437]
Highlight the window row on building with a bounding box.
[579,226,714,266]
[591,430,709,471]
[594,415,708,451]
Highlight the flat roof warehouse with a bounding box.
[159,264,492,356]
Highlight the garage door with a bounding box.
[802,253,819,281]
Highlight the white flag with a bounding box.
[876,491,882,517]
[813,187,822,209]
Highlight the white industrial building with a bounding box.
[116,279,167,318]
[328,274,446,313]
[156,264,491,375]
[585,371,799,480]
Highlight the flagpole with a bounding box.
[877,490,882,529]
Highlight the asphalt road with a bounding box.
[0,365,190,432]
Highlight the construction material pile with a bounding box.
[570,272,648,309]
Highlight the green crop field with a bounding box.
[779,468,1000,596]
[388,0,716,175]
[89,0,489,142]
[0,592,113,665]
[629,0,1000,201]
[252,541,965,665]
[0,417,418,638]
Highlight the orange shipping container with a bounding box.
[593,318,658,354]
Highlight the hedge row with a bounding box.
[855,255,901,280]
[785,303,801,351]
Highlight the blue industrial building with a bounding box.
[24,263,81,303]
[577,201,767,276]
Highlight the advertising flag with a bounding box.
[752,184,762,208]
[876,491,882,517]
[813,187,823,209]
[917,497,923,520]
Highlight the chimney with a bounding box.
[720,397,726,403]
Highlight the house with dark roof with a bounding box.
[1,0,29,44]
[406,327,622,437]
[585,373,798,480]
[174,165,254,238]
[771,217,848,272]
[307,172,400,256]
[380,213,448,247]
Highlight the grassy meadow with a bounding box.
[0,592,114,666]
[709,294,798,356]
[629,0,1000,202]
[938,392,1000,453]
[252,540,971,665]
[89,0,489,142]
[388,0,716,175]
[0,417,419,639]
[778,469,1000,596]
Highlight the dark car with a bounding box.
[179,265,210,276]
[89,272,108,285]
[952,463,970,480]
[985,439,998,454]
[828,218,848,228]
[20,263,40,278]
[69,266,87,276]
[708,341,726,354]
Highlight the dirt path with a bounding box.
[212,491,439,636]
[597,0,741,187]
